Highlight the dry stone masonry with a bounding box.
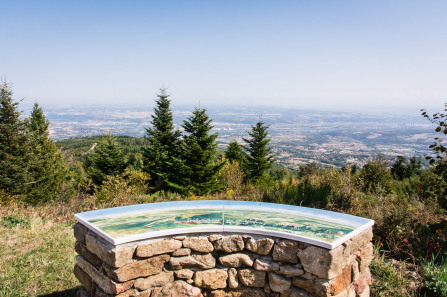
[73,223,373,297]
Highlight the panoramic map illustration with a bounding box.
[75,200,374,248]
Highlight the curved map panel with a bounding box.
[74,200,374,249]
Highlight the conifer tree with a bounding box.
[0,82,29,195]
[143,89,182,192]
[85,134,126,186]
[24,103,66,203]
[225,140,245,164]
[243,119,275,180]
[181,107,225,195]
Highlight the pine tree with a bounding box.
[391,156,407,180]
[24,103,67,203]
[85,134,126,186]
[181,107,225,195]
[225,140,245,164]
[0,82,29,195]
[143,89,182,192]
[243,119,275,180]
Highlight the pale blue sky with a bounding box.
[1,0,446,111]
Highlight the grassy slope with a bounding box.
[0,213,79,297]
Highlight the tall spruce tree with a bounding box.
[24,103,66,203]
[85,134,126,186]
[181,107,225,195]
[225,140,245,164]
[243,119,275,180]
[143,89,182,192]
[0,82,29,195]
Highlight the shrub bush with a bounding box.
[421,256,447,297]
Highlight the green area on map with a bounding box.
[88,207,355,242]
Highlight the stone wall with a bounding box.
[73,223,373,297]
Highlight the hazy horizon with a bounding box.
[17,97,441,119]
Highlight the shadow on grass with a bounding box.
[38,287,80,297]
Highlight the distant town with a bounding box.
[44,105,436,169]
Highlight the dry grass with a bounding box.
[0,203,80,297]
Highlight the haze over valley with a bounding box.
[46,104,436,168]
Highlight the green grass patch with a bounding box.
[370,248,419,297]
[0,216,79,297]
[421,256,447,297]
[0,215,31,228]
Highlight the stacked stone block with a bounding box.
[73,223,373,297]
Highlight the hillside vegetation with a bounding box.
[1,83,446,297]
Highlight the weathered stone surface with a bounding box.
[174,236,186,240]
[246,238,258,252]
[280,287,316,297]
[74,223,89,244]
[238,269,266,287]
[291,274,332,297]
[263,284,272,294]
[357,285,370,297]
[208,234,223,242]
[256,238,275,255]
[136,239,182,258]
[353,268,371,294]
[116,289,138,297]
[170,253,216,269]
[85,234,135,268]
[75,241,102,267]
[152,280,202,297]
[278,264,304,277]
[183,237,214,253]
[136,290,150,297]
[107,254,170,282]
[175,269,195,279]
[194,269,228,289]
[297,245,345,279]
[219,253,254,267]
[344,227,373,257]
[74,264,93,292]
[273,240,299,263]
[329,264,352,295]
[76,256,134,295]
[350,257,360,281]
[356,242,373,272]
[332,286,356,297]
[147,288,160,297]
[194,253,217,269]
[134,271,174,290]
[246,238,275,255]
[291,277,316,295]
[301,272,315,280]
[75,228,373,297]
[172,248,192,257]
[214,235,245,253]
[208,289,266,297]
[269,273,291,293]
[228,268,239,288]
[254,257,279,271]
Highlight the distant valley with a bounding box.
[46,105,436,169]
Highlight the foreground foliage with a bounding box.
[0,83,66,204]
